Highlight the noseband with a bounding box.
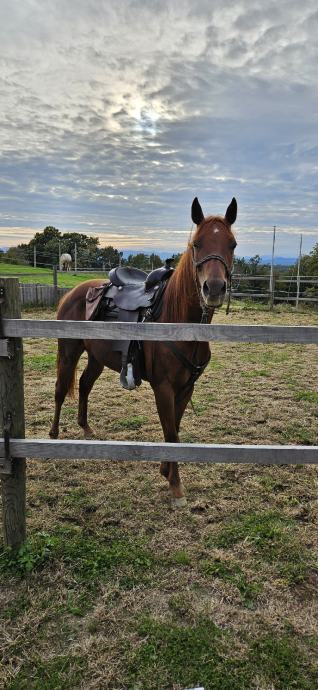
[192,248,233,318]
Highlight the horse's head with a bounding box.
[191,197,237,308]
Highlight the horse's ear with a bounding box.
[191,197,204,225]
[225,197,237,225]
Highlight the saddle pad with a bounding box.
[85,284,107,321]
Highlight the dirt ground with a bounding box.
[1,302,318,690]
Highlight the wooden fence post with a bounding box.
[53,266,58,304]
[0,277,26,548]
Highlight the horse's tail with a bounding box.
[56,345,78,399]
[67,359,78,399]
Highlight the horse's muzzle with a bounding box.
[202,279,227,307]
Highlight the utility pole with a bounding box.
[74,243,77,274]
[33,245,36,268]
[296,234,303,310]
[269,225,276,309]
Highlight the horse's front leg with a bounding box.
[153,383,187,508]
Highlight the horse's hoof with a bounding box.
[171,496,187,509]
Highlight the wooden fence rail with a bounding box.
[3,319,318,344]
[1,439,318,467]
[1,277,318,549]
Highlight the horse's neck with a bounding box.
[164,249,214,324]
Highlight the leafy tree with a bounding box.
[28,227,61,266]
[284,243,318,298]
[96,246,122,269]
[233,254,270,298]
[4,245,29,264]
[125,253,165,271]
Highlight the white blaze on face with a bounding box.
[213,227,220,234]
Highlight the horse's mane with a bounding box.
[160,244,195,323]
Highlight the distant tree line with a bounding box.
[0,226,172,271]
[1,227,317,298]
[232,246,318,299]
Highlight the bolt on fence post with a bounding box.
[0,277,26,548]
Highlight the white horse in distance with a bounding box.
[60,253,72,271]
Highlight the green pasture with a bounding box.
[0,262,107,288]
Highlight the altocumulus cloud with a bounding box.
[0,0,317,255]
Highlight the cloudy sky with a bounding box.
[1,0,317,257]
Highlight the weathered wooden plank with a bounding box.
[2,319,318,344]
[19,284,68,307]
[1,439,318,465]
[0,278,26,547]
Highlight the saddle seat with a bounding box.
[109,266,148,287]
[109,264,174,290]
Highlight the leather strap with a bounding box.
[192,250,232,279]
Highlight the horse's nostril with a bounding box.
[203,281,210,297]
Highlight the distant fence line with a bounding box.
[1,266,317,307]
[19,281,318,308]
[20,284,69,307]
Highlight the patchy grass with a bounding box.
[199,557,262,607]
[126,617,318,690]
[24,353,56,371]
[295,390,318,404]
[4,654,87,690]
[126,617,250,690]
[0,528,153,585]
[0,304,318,689]
[111,414,149,431]
[205,510,317,585]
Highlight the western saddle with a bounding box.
[85,260,174,390]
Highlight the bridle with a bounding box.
[192,247,233,318]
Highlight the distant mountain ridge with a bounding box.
[259,256,296,266]
[120,249,297,266]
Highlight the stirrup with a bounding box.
[120,363,136,390]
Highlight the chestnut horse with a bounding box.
[50,197,237,506]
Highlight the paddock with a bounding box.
[1,277,318,689]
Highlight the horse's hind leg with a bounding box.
[78,354,104,438]
[49,339,84,439]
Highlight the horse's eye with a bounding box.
[230,240,237,250]
[193,242,199,249]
